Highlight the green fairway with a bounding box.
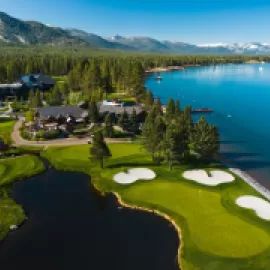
[0,156,45,240]
[42,144,270,270]
[0,118,15,143]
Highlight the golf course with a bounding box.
[0,155,45,240]
[0,118,15,144]
[41,143,270,270]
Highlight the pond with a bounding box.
[0,163,179,270]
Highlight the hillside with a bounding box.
[0,12,89,46]
[1,11,270,54]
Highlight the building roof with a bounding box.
[37,106,88,119]
[0,83,22,89]
[98,103,143,115]
[18,74,55,88]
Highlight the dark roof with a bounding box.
[37,106,87,119]
[98,103,143,115]
[18,74,55,88]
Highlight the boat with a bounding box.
[259,67,263,71]
[192,108,213,113]
[155,72,163,81]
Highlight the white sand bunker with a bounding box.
[113,168,156,184]
[183,170,235,186]
[236,196,270,220]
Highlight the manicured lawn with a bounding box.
[0,156,45,240]
[42,144,270,270]
[0,118,15,143]
[106,93,135,102]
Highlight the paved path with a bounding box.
[12,118,132,147]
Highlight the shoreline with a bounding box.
[145,65,201,73]
[216,154,270,201]
[113,192,182,270]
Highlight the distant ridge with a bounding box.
[0,11,89,46]
[2,11,270,54]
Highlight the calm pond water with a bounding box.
[146,64,270,189]
[0,164,179,270]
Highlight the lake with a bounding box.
[0,164,179,270]
[146,63,270,189]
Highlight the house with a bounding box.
[0,83,23,99]
[98,102,143,116]
[0,74,55,99]
[17,74,55,91]
[36,106,88,125]
[98,102,146,123]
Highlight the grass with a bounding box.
[0,107,8,112]
[106,93,135,102]
[0,155,45,240]
[0,118,15,143]
[41,143,270,270]
[51,75,67,85]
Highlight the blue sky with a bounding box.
[1,0,270,44]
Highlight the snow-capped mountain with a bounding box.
[2,11,270,54]
[197,42,270,54]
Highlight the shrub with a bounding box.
[45,130,60,139]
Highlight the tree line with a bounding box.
[90,95,220,170]
[1,45,270,83]
[142,97,219,170]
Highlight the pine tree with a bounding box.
[154,97,163,115]
[162,125,176,171]
[129,108,138,134]
[183,105,193,129]
[89,98,99,123]
[60,82,69,104]
[11,97,18,111]
[175,100,181,116]
[165,98,175,123]
[142,110,165,164]
[103,114,114,138]
[33,90,42,108]
[25,110,35,123]
[145,89,154,110]
[90,131,112,169]
[101,60,113,98]
[117,110,129,130]
[28,89,34,108]
[189,117,219,158]
[174,114,189,160]
[51,85,62,106]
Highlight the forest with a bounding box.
[1,45,270,103]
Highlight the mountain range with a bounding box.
[1,11,270,54]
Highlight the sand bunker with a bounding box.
[183,170,235,186]
[236,196,270,220]
[113,168,156,184]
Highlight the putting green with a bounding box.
[122,181,269,258]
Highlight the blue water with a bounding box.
[146,64,270,189]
